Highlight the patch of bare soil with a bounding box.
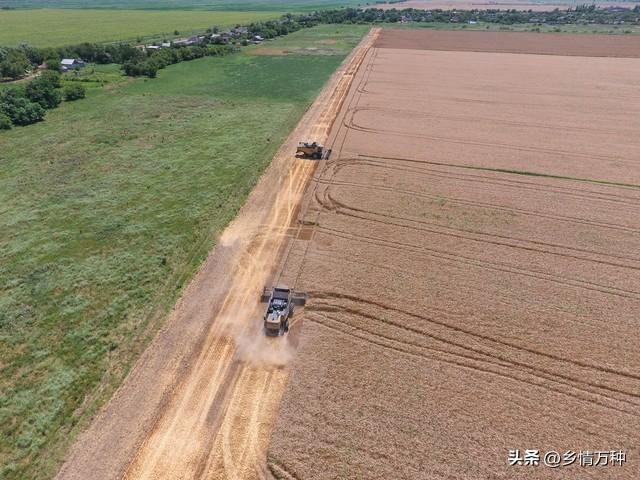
[268,29,640,479]
[375,28,640,57]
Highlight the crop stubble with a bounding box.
[268,29,640,479]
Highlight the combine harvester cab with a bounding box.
[261,287,307,336]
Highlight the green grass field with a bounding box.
[248,23,369,54]
[0,9,282,47]
[0,24,367,480]
[0,0,361,11]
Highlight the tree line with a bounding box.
[2,6,638,82]
[0,71,85,129]
[122,44,235,78]
[310,5,640,26]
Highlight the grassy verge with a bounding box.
[0,9,282,47]
[0,24,368,480]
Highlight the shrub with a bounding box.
[19,45,43,66]
[0,112,12,130]
[45,58,62,72]
[0,49,30,80]
[0,89,45,126]
[25,73,62,109]
[38,70,62,88]
[63,84,86,101]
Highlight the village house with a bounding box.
[230,26,248,37]
[173,35,205,46]
[60,58,86,71]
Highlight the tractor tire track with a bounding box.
[309,290,640,384]
[314,223,640,301]
[312,176,640,234]
[306,248,612,329]
[307,313,638,435]
[321,188,640,269]
[345,111,636,166]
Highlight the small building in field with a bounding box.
[60,58,86,71]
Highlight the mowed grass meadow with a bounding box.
[0,25,366,480]
[248,23,369,54]
[0,9,281,47]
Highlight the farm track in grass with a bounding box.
[268,29,640,479]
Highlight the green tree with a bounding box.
[25,74,62,110]
[0,112,12,130]
[45,58,62,72]
[0,49,30,80]
[38,70,62,88]
[63,84,86,101]
[0,88,45,126]
[19,44,43,66]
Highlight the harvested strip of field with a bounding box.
[268,29,640,479]
[375,28,640,57]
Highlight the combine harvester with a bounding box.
[260,287,307,336]
[296,141,329,160]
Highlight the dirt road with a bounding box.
[56,28,379,480]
